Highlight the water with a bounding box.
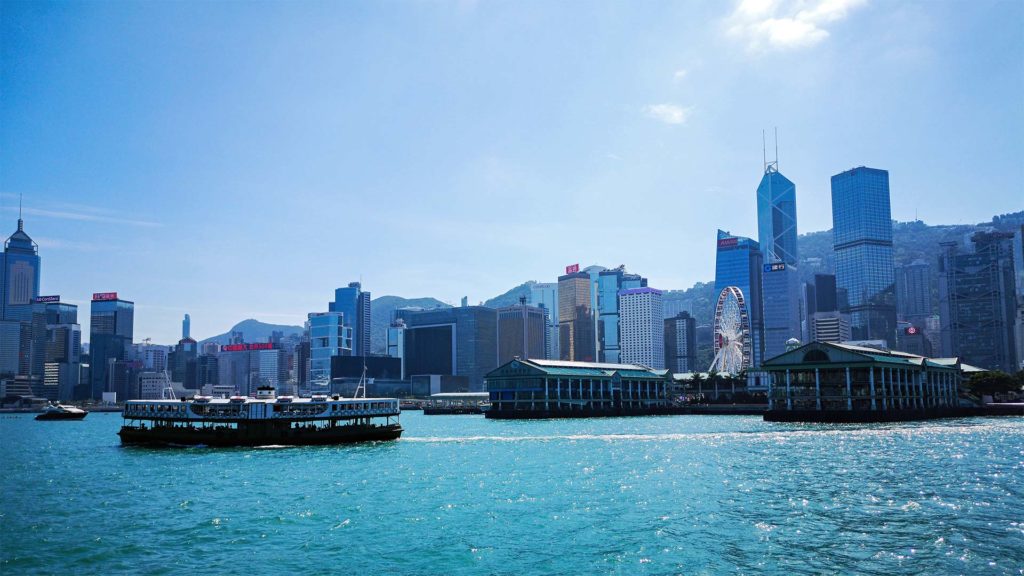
[2,413,1022,575]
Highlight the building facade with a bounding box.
[714,229,764,368]
[497,304,548,365]
[307,311,351,386]
[0,216,41,390]
[618,287,664,369]
[596,267,646,363]
[558,271,597,362]
[331,282,371,357]
[485,358,672,418]
[88,293,134,400]
[529,282,559,361]
[401,306,498,392]
[831,166,896,345]
[664,311,697,374]
[896,259,932,322]
[938,231,1019,372]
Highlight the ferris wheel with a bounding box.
[709,286,750,374]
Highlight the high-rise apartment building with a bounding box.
[714,230,764,368]
[331,282,371,356]
[831,166,896,345]
[558,271,597,362]
[88,292,134,400]
[497,303,548,365]
[664,311,696,373]
[597,267,646,363]
[618,288,664,369]
[528,282,559,360]
[939,231,1019,372]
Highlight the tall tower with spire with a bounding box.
[756,131,802,359]
[0,202,42,382]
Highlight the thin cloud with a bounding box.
[644,104,693,125]
[726,0,867,52]
[673,69,689,82]
[33,236,103,252]
[1,205,162,228]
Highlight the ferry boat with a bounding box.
[35,403,88,421]
[118,386,402,447]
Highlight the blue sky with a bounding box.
[2,0,1022,344]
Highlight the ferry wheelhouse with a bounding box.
[119,386,402,447]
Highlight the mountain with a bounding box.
[483,281,536,308]
[199,319,304,345]
[369,295,450,354]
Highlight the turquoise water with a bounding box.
[2,413,1022,575]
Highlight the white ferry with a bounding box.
[119,386,402,447]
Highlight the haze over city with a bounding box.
[2,0,1021,344]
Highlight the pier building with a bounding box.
[485,358,671,419]
[762,341,983,422]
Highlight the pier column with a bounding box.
[815,368,821,411]
[785,369,792,410]
[845,367,852,411]
[768,373,774,410]
[545,379,550,411]
[869,367,877,411]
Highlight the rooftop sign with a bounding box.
[34,295,61,303]
[92,292,118,301]
[565,263,579,274]
[717,237,738,248]
[220,342,275,352]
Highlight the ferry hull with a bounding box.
[118,423,403,447]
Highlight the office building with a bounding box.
[664,311,697,374]
[1,215,41,389]
[529,282,559,360]
[896,260,932,321]
[169,337,198,389]
[497,303,548,365]
[88,293,134,400]
[196,353,219,390]
[762,262,802,359]
[831,167,896,345]
[558,271,597,362]
[182,314,190,339]
[714,229,764,368]
[801,274,851,344]
[331,282,371,357]
[307,311,351,386]
[401,306,498,392]
[809,312,851,344]
[597,266,647,363]
[618,287,664,369]
[757,161,802,360]
[258,348,288,392]
[28,298,80,400]
[939,231,1019,372]
[217,342,277,396]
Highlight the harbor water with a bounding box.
[2,412,1022,575]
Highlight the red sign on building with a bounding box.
[220,342,275,352]
[92,292,118,301]
[717,237,738,249]
[565,263,580,275]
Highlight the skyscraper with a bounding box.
[0,215,40,387]
[803,274,851,344]
[664,311,697,373]
[558,271,596,362]
[496,303,548,365]
[307,311,351,386]
[714,230,764,368]
[756,161,801,360]
[331,282,371,356]
[597,267,646,363]
[182,314,191,339]
[88,292,134,400]
[939,231,1019,372]
[896,259,932,321]
[401,306,498,391]
[831,166,896,345]
[29,298,81,401]
[618,287,664,369]
[528,282,559,360]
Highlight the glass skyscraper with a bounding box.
[597,267,646,363]
[714,230,764,368]
[330,282,371,356]
[831,166,896,345]
[558,271,596,362]
[756,166,801,359]
[88,294,134,400]
[307,311,351,387]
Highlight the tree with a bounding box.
[965,371,1022,396]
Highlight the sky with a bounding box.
[2,0,1022,345]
